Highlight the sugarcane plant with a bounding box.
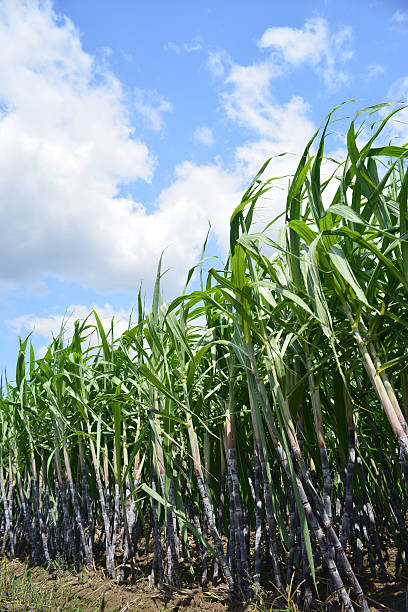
[0,103,408,610]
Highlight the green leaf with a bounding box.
[328,244,369,306]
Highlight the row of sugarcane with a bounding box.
[1,103,408,610]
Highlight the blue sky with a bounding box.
[0,0,407,376]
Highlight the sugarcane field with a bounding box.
[0,101,408,612]
[2,2,408,610]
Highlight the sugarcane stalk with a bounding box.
[212,436,226,586]
[247,347,360,610]
[0,462,13,558]
[88,432,114,578]
[149,473,164,587]
[165,475,180,586]
[253,448,263,589]
[305,354,332,523]
[344,306,408,463]
[78,441,94,567]
[248,344,365,606]
[401,371,408,423]
[121,424,136,582]
[183,382,234,591]
[54,439,74,565]
[111,447,121,578]
[355,449,387,578]
[225,388,250,596]
[340,390,356,554]
[62,439,92,571]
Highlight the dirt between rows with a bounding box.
[2,558,237,612]
[0,557,407,611]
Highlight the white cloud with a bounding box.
[259,17,353,88]
[153,161,243,253]
[210,37,324,236]
[259,18,328,65]
[7,303,133,345]
[193,126,215,146]
[207,50,232,78]
[231,100,315,232]
[207,17,357,235]
[0,1,242,297]
[392,9,408,23]
[387,77,408,142]
[0,4,346,308]
[223,61,288,135]
[133,88,172,131]
[184,37,202,52]
[214,52,316,235]
[233,96,315,176]
[221,54,314,147]
[166,36,202,54]
[365,63,386,82]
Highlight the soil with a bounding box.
[0,559,243,612]
[0,557,406,611]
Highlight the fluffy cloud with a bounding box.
[0,2,343,312]
[207,50,232,78]
[215,17,349,190]
[216,49,316,235]
[218,41,316,173]
[231,102,315,233]
[133,88,172,131]
[153,161,242,253]
[0,1,243,297]
[233,95,315,178]
[5,153,246,344]
[222,57,314,144]
[259,17,353,88]
[193,126,215,146]
[0,0,157,290]
[222,61,284,134]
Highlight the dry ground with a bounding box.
[0,557,407,611]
